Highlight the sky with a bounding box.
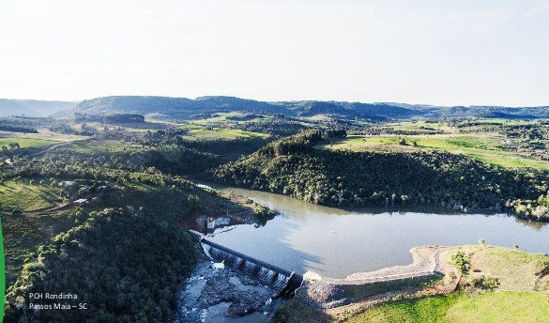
[0,0,548,106]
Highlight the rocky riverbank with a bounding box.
[174,252,284,323]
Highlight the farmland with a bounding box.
[349,292,549,323]
[320,134,549,169]
[318,119,549,169]
[0,180,61,212]
[0,137,58,149]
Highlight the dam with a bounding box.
[188,230,303,298]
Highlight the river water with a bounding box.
[207,187,549,279]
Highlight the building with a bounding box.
[74,198,88,205]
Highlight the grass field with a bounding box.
[349,292,549,323]
[179,124,269,140]
[11,129,90,142]
[0,137,58,149]
[2,210,76,287]
[320,135,549,169]
[349,246,549,322]
[0,181,61,212]
[383,119,537,133]
[192,112,272,124]
[445,245,549,292]
[384,120,451,133]
[67,139,147,153]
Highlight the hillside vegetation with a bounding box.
[322,119,549,169]
[0,181,61,212]
[215,130,549,220]
[0,99,76,117]
[74,96,549,121]
[323,135,549,169]
[0,128,262,320]
[4,208,197,322]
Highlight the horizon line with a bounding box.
[1,94,548,109]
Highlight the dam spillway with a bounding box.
[188,230,303,298]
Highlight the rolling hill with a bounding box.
[0,99,77,117]
[74,96,549,120]
[2,95,549,120]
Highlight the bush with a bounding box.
[470,276,500,291]
[452,251,470,274]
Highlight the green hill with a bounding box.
[214,130,548,219]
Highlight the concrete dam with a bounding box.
[188,230,303,298]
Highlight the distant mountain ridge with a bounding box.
[2,96,549,120]
[0,99,77,117]
[75,96,549,120]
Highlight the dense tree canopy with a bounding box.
[215,130,548,219]
[4,208,197,322]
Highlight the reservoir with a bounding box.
[207,187,549,279]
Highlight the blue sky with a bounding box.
[0,0,548,106]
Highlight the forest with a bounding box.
[0,118,39,133]
[4,208,198,322]
[214,129,549,220]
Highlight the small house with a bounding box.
[74,198,88,206]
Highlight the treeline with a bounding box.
[225,113,264,121]
[214,130,548,220]
[75,113,146,124]
[48,123,96,136]
[0,119,38,133]
[0,134,267,188]
[504,124,547,140]
[137,129,270,176]
[256,129,345,156]
[452,120,549,140]
[512,191,549,221]
[222,116,308,137]
[351,126,444,136]
[1,142,21,150]
[1,154,192,189]
[4,208,197,322]
[213,115,367,138]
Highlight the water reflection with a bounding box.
[208,214,325,275]
[208,187,549,279]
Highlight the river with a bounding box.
[206,186,549,279]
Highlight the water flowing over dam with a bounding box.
[188,230,303,298]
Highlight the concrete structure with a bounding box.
[188,230,303,298]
